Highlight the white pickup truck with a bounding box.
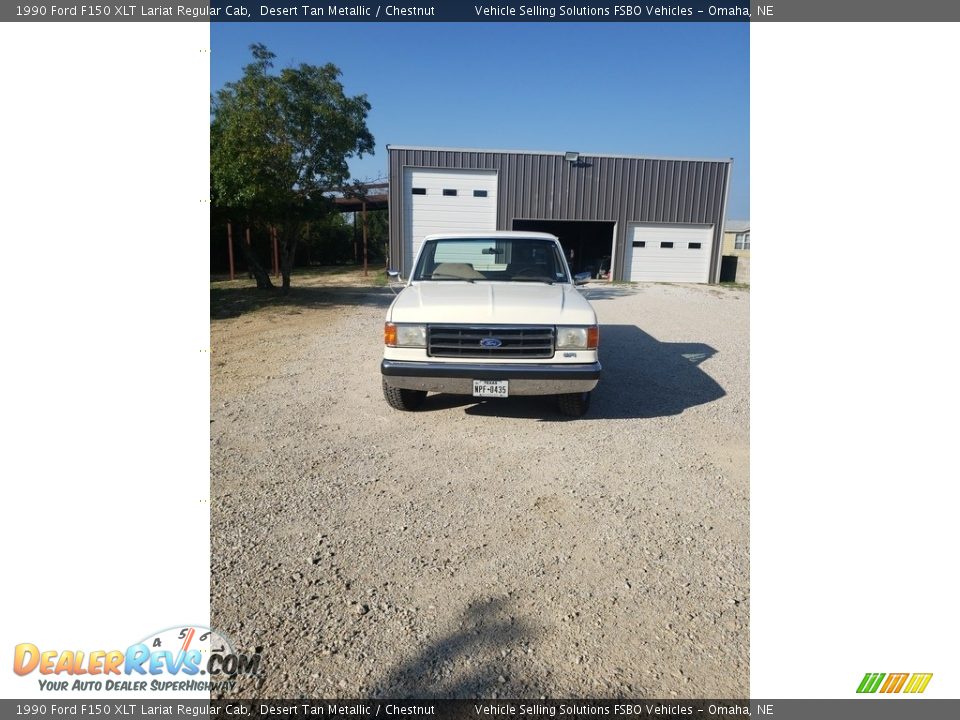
[381,231,601,417]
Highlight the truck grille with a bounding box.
[427,325,555,359]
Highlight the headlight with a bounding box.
[556,325,599,350]
[385,322,426,347]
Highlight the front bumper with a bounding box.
[381,360,601,396]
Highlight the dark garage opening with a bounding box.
[719,255,739,283]
[512,219,615,279]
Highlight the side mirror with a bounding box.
[385,270,403,295]
[574,271,591,286]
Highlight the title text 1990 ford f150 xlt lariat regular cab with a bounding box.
[381,232,601,417]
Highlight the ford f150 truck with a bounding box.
[381,231,601,417]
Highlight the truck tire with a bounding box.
[382,379,427,411]
[557,391,591,418]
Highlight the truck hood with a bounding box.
[388,281,597,325]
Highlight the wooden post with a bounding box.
[305,221,311,266]
[245,226,252,280]
[362,201,369,277]
[271,226,280,278]
[226,221,235,281]
[353,211,359,264]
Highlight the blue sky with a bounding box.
[211,23,749,219]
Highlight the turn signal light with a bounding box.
[587,326,600,349]
[384,322,397,346]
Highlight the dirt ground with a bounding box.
[210,274,749,698]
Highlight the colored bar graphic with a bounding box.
[859,672,933,695]
[904,673,933,693]
[880,673,908,693]
[856,673,885,693]
[892,673,910,693]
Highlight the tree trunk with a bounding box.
[279,223,299,294]
[304,222,312,266]
[241,227,274,289]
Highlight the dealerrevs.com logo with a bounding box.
[13,626,261,693]
[857,672,933,694]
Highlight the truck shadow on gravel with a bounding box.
[421,325,724,421]
[211,286,394,320]
[372,597,539,698]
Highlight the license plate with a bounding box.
[473,380,509,398]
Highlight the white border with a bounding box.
[0,22,210,698]
[752,22,960,698]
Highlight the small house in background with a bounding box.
[720,219,750,284]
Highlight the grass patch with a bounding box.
[210,265,393,320]
[294,264,362,277]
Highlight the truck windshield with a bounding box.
[412,238,570,284]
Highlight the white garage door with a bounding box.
[624,224,715,283]
[403,168,498,273]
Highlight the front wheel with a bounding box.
[557,391,591,418]
[382,378,427,411]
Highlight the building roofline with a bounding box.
[387,144,732,165]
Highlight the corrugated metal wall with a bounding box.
[388,146,732,282]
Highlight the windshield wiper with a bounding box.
[510,277,555,285]
[428,276,475,283]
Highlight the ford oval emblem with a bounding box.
[480,337,502,348]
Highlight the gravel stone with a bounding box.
[211,280,749,698]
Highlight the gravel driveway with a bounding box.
[210,279,749,698]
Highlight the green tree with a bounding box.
[305,212,354,265]
[211,44,374,290]
[365,208,389,263]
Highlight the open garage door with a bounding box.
[624,224,715,283]
[403,168,498,274]
[512,219,615,279]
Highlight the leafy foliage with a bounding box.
[211,44,375,289]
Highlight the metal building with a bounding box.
[387,145,733,283]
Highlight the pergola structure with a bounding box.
[332,182,388,275]
[222,182,389,280]
[330,181,388,213]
